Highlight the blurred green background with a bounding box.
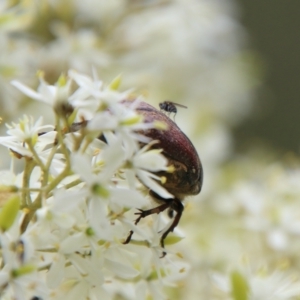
[235,0,300,154]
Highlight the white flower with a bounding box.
[11,75,72,108]
[0,69,190,300]
[69,69,131,106]
[126,142,174,199]
[0,214,49,299]
[0,116,54,157]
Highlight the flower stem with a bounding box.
[21,158,35,207]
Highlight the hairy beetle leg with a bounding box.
[123,198,184,257]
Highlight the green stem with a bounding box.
[44,167,71,194]
[21,158,35,207]
[55,116,70,167]
[20,210,35,233]
[26,141,47,173]
[42,143,59,188]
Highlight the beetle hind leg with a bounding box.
[123,194,184,257]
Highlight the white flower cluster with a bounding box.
[0,0,255,172]
[176,157,300,300]
[5,1,299,299]
[0,72,188,299]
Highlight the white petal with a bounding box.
[135,281,147,299]
[11,80,45,102]
[110,188,148,208]
[0,141,32,157]
[69,254,104,286]
[104,258,139,279]
[47,254,65,288]
[267,229,288,250]
[60,233,86,254]
[37,80,56,105]
[71,153,93,182]
[52,189,85,212]
[68,69,100,89]
[88,198,111,239]
[53,213,76,229]
[137,170,173,199]
[100,140,125,180]
[134,150,168,172]
[87,112,118,131]
[0,269,10,286]
[64,280,89,300]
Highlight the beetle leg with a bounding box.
[161,199,183,244]
[123,202,171,245]
[133,202,171,225]
[123,230,134,244]
[160,198,183,257]
[123,197,184,258]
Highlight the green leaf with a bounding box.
[231,270,249,300]
[0,195,20,232]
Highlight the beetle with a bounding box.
[51,100,202,257]
[123,101,203,257]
